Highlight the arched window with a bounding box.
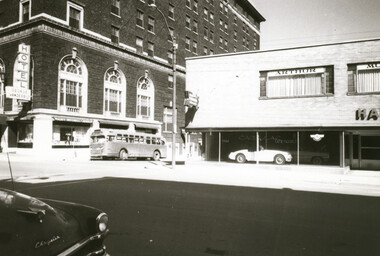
[104,68,126,116]
[58,56,87,113]
[136,76,154,120]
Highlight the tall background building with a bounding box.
[0,0,264,157]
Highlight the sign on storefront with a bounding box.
[268,67,325,77]
[310,134,325,142]
[356,108,379,120]
[5,87,31,101]
[357,63,380,70]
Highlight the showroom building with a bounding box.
[186,38,380,170]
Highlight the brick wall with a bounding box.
[0,26,185,130]
[0,0,263,68]
[186,39,380,129]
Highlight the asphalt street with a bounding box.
[2,175,380,256]
[2,155,380,255]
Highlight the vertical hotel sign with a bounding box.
[6,43,32,101]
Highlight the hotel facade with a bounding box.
[186,38,380,170]
[0,0,264,156]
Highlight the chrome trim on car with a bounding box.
[86,245,108,256]
[56,229,109,256]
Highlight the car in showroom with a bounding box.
[290,150,330,165]
[228,148,292,165]
[0,188,109,256]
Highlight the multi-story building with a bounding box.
[186,38,380,170]
[0,0,265,156]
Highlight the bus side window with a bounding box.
[161,139,165,145]
[122,135,127,142]
[116,134,122,141]
[139,137,144,143]
[147,137,151,144]
[134,136,139,143]
[152,138,157,144]
[128,135,134,143]
[108,136,115,142]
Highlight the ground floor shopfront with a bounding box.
[0,113,203,160]
[201,128,380,170]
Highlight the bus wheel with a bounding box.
[153,150,161,161]
[119,149,128,160]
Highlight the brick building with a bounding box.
[0,0,265,156]
[186,38,380,170]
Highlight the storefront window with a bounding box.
[52,123,90,146]
[361,136,380,160]
[18,124,33,144]
[298,131,339,165]
[221,131,340,165]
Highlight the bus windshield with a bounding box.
[91,135,106,144]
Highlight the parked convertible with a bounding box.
[229,148,292,165]
[0,188,109,256]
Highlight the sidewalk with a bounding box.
[1,151,380,197]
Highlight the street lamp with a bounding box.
[148,3,178,169]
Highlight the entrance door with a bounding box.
[346,133,380,170]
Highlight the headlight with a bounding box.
[96,213,109,232]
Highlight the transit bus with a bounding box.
[90,129,167,160]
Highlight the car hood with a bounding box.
[0,188,90,256]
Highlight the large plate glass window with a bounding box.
[260,66,334,98]
[52,122,90,147]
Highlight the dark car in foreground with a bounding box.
[0,188,109,256]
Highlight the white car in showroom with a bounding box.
[228,148,292,165]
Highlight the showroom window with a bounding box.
[348,63,380,94]
[58,56,88,113]
[260,66,334,98]
[136,76,154,120]
[361,136,380,160]
[104,68,126,117]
